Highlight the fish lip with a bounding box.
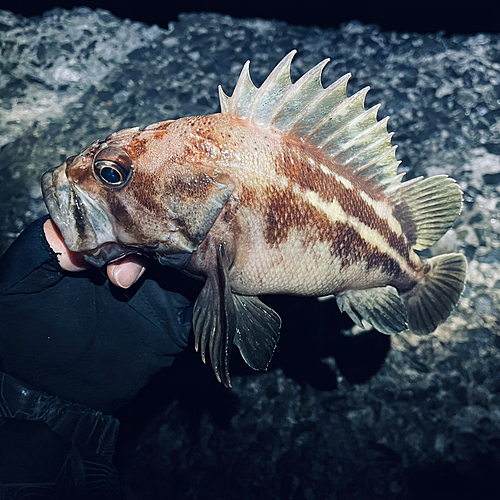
[41,167,63,222]
[82,234,197,268]
[82,243,137,267]
[41,165,82,250]
[82,239,189,268]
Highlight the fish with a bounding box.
[42,51,467,387]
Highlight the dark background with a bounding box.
[2,0,500,35]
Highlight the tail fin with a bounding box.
[405,253,467,334]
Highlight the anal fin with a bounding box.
[336,286,408,335]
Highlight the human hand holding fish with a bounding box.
[0,215,192,496]
[42,50,467,388]
[43,217,147,288]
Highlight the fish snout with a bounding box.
[42,164,103,254]
[42,164,78,248]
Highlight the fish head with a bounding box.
[42,121,234,267]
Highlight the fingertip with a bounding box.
[108,256,147,289]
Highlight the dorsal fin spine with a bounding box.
[228,61,257,118]
[349,128,393,169]
[218,86,229,113]
[314,87,370,147]
[289,74,351,137]
[322,104,381,157]
[272,59,330,131]
[353,146,399,176]
[345,132,393,169]
[219,51,402,191]
[249,51,295,123]
[380,171,404,187]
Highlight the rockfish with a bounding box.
[42,51,467,386]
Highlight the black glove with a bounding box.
[0,216,194,499]
[0,215,193,413]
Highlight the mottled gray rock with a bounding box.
[1,8,500,500]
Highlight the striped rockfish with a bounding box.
[42,51,467,386]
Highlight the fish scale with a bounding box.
[42,51,467,387]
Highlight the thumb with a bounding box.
[107,256,147,289]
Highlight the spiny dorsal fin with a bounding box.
[218,50,401,191]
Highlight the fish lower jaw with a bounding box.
[83,243,134,267]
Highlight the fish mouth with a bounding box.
[82,242,142,267]
[42,164,126,265]
[42,163,198,268]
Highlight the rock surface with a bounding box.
[1,8,500,499]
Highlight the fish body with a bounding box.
[157,113,418,297]
[42,51,467,386]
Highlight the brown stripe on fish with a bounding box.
[127,169,164,215]
[278,141,385,201]
[277,142,411,260]
[106,193,149,242]
[167,172,223,202]
[264,188,340,248]
[264,189,403,279]
[334,222,403,277]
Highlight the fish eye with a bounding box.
[92,147,134,189]
[94,160,131,187]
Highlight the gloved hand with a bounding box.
[0,215,193,499]
[0,215,193,413]
[43,217,148,289]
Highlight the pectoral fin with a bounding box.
[193,243,235,387]
[336,286,408,335]
[193,243,281,387]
